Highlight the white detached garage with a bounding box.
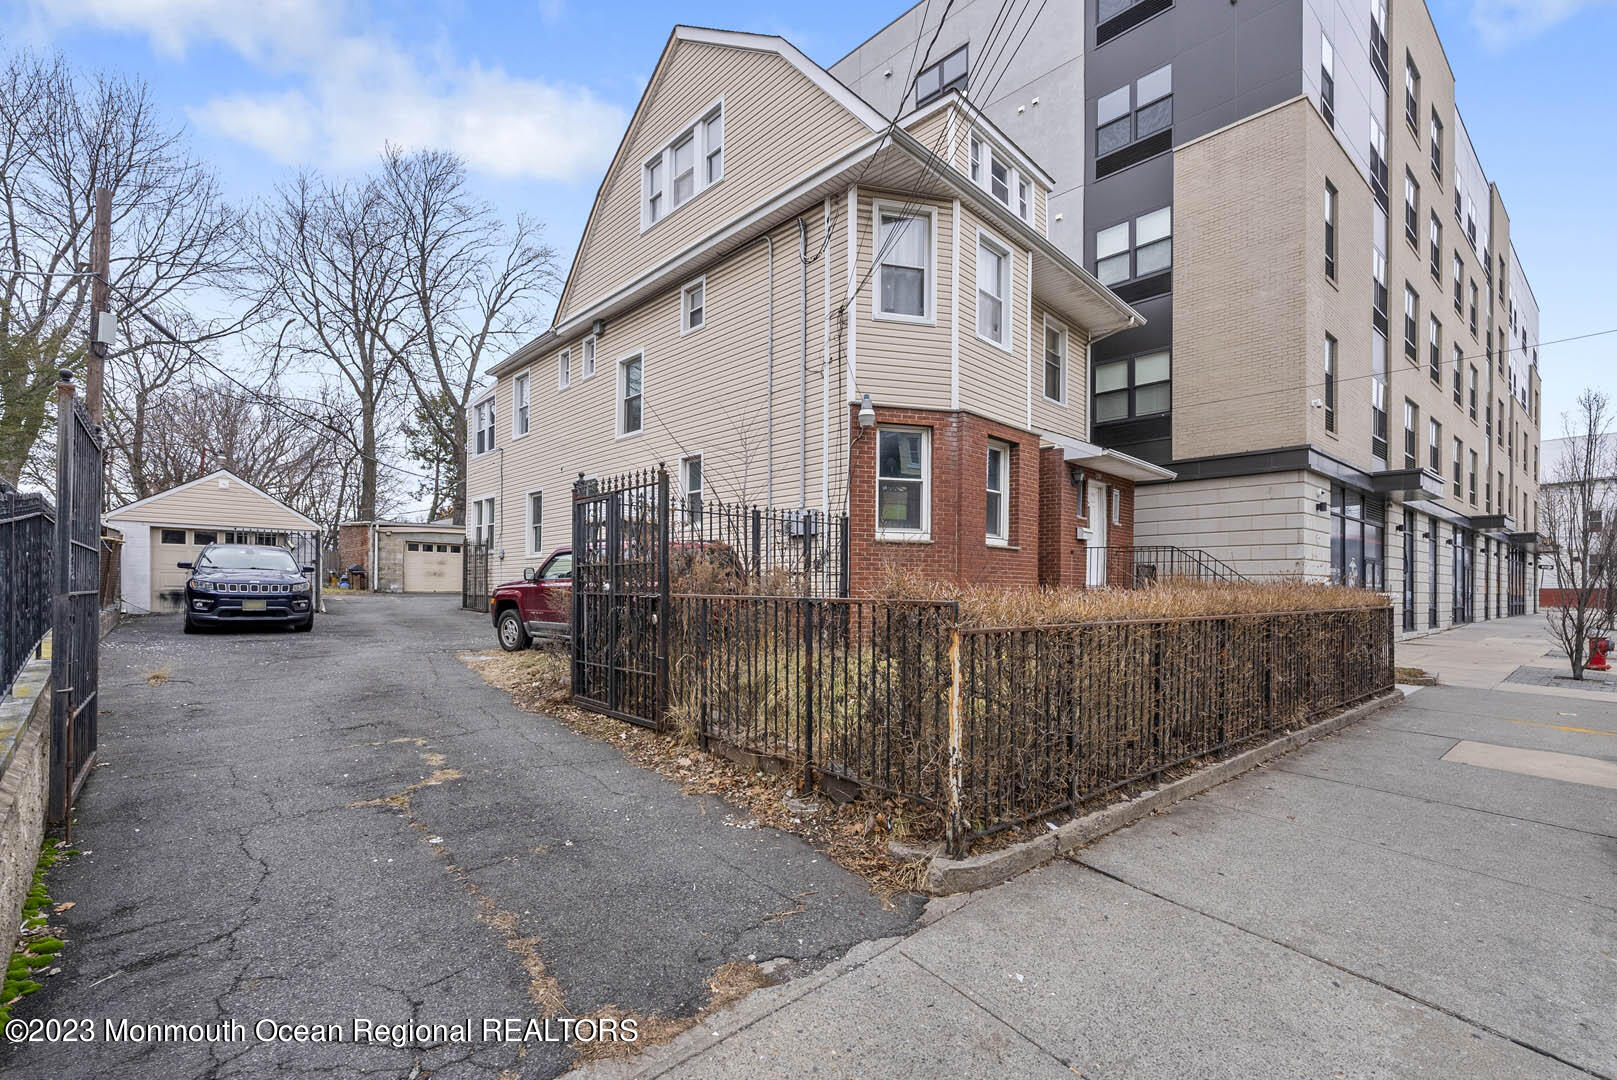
[105,470,321,614]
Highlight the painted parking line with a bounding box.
[1510,717,1617,738]
[1441,740,1617,790]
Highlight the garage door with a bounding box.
[402,540,461,593]
[150,527,211,612]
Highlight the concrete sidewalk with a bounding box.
[579,615,1617,1080]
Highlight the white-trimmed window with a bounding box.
[473,398,495,455]
[512,372,530,437]
[975,233,1011,349]
[643,101,723,229]
[558,347,572,390]
[1110,486,1121,526]
[526,490,543,554]
[968,134,1032,221]
[581,335,596,378]
[472,496,495,546]
[681,453,703,523]
[619,353,643,436]
[1043,319,1066,403]
[874,203,934,321]
[876,425,929,538]
[986,440,1009,543]
[681,277,706,333]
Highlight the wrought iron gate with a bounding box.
[462,541,491,611]
[51,380,105,823]
[571,468,669,729]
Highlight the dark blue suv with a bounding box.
[179,544,316,633]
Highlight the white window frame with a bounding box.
[870,199,937,324]
[558,347,572,390]
[641,97,725,231]
[680,452,703,520]
[472,496,496,547]
[512,371,531,438]
[875,424,931,542]
[681,276,707,335]
[1110,486,1122,526]
[975,228,1013,352]
[524,489,544,556]
[966,130,1032,222]
[986,439,1010,545]
[471,396,495,457]
[1042,316,1067,404]
[581,335,596,379]
[617,351,644,439]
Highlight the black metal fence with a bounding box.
[1097,545,1250,589]
[671,499,849,598]
[462,541,491,612]
[1,483,56,699]
[51,387,105,823]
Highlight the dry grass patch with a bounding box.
[143,664,172,687]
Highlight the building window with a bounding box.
[1498,399,1505,446]
[473,398,495,455]
[1452,252,1463,313]
[876,426,929,537]
[681,277,706,333]
[1468,450,1478,505]
[193,530,216,544]
[1452,436,1462,498]
[160,528,186,545]
[976,233,1011,348]
[1098,0,1173,44]
[915,44,967,106]
[1094,351,1170,423]
[1323,334,1336,433]
[1430,109,1443,178]
[1428,419,1441,473]
[582,335,596,379]
[1320,34,1335,127]
[619,354,643,436]
[1369,116,1388,207]
[1329,486,1384,589]
[526,491,543,554]
[1403,400,1418,470]
[1468,280,1478,334]
[558,347,571,390]
[1110,486,1122,526]
[968,135,1032,221]
[1429,213,1441,280]
[1043,320,1066,403]
[1452,345,1463,406]
[1095,206,1171,287]
[406,542,420,552]
[681,453,703,524]
[875,204,934,320]
[986,441,1009,543]
[1403,172,1419,248]
[1324,182,1337,280]
[1095,64,1171,177]
[513,372,530,437]
[473,497,495,546]
[1428,316,1441,384]
[1468,365,1478,419]
[1404,55,1420,134]
[1369,0,1389,88]
[643,101,723,228]
[1403,285,1419,362]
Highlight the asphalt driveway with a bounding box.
[2,593,919,1079]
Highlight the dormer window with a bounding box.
[967,133,1032,222]
[643,101,723,229]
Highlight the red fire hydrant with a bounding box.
[1589,636,1613,672]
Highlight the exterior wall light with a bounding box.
[858,393,875,429]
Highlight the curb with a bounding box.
[925,688,1405,895]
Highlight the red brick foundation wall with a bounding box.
[848,406,1041,594]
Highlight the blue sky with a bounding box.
[6,0,1613,431]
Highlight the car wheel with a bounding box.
[183,617,197,634]
[295,616,314,632]
[497,609,529,652]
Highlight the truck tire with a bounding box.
[497,609,529,652]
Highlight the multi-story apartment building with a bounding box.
[834,0,1545,631]
[464,26,1171,594]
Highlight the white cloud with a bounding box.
[30,0,625,182]
[1468,0,1616,47]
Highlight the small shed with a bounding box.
[105,470,321,614]
[337,520,465,593]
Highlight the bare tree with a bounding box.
[0,50,256,486]
[255,171,414,522]
[377,147,556,524]
[1541,388,1617,679]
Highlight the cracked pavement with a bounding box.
[1,594,920,1078]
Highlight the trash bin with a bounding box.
[348,564,368,592]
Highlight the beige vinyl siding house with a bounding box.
[466,25,1159,593]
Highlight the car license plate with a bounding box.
[241,599,267,612]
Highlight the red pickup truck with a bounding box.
[490,547,572,651]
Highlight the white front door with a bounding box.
[1086,481,1109,587]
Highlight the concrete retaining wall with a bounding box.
[0,649,53,941]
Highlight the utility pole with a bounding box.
[85,186,112,426]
